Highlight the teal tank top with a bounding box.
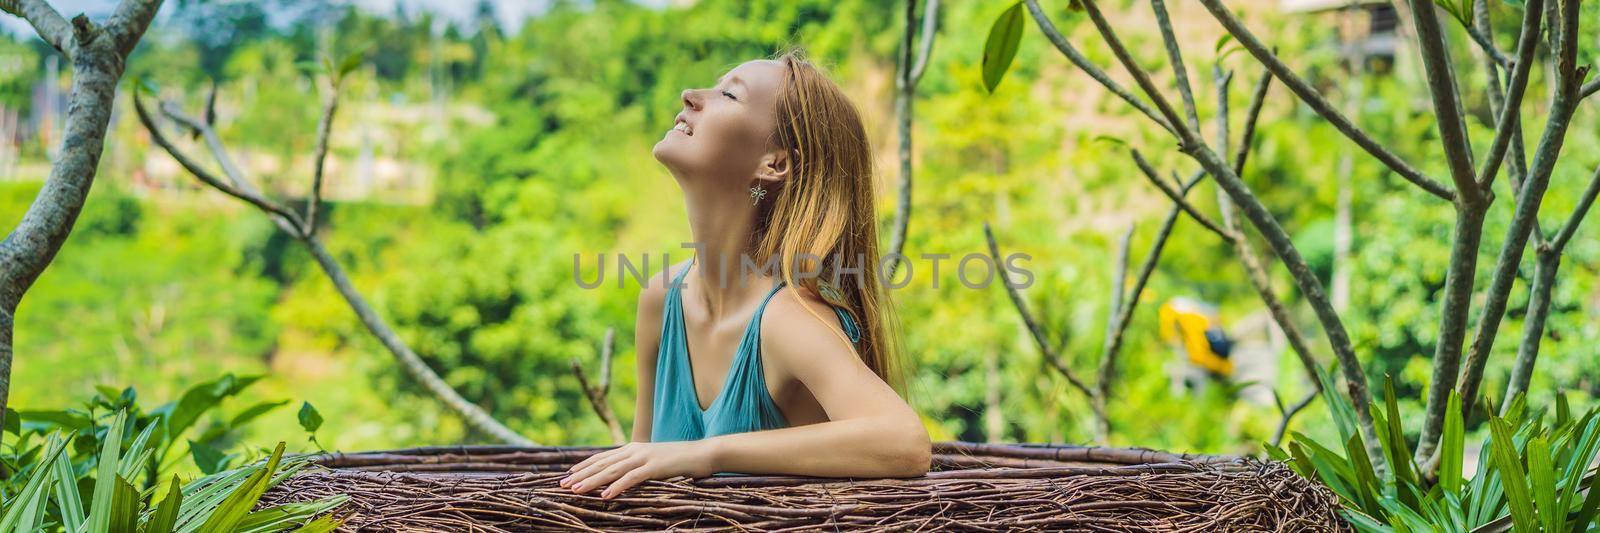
[650,262,861,442]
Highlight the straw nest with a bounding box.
[257,441,1347,531]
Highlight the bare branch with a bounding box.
[132,94,306,234]
[1232,69,1272,177]
[303,236,535,445]
[907,0,938,84]
[1473,0,1544,191]
[1551,164,1600,253]
[1455,0,1587,420]
[305,78,342,236]
[1216,64,1324,445]
[985,222,1109,439]
[1102,223,1134,359]
[159,101,271,199]
[1500,168,1600,412]
[1406,0,1482,205]
[1583,77,1598,100]
[1461,22,1514,70]
[1149,0,1199,134]
[1195,0,1454,201]
[6,0,74,56]
[103,0,161,57]
[1022,0,1174,134]
[886,0,940,277]
[1271,391,1318,447]
[984,222,1095,402]
[572,328,625,444]
[1501,251,1558,413]
[140,89,536,446]
[1130,150,1231,240]
[1078,0,1188,138]
[1096,171,1205,411]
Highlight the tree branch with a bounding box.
[1501,164,1600,411]
[6,0,74,56]
[103,0,161,57]
[1271,391,1318,447]
[305,78,341,236]
[139,90,536,446]
[1215,65,1324,440]
[1023,0,1174,135]
[1095,171,1204,418]
[1195,0,1454,201]
[1406,0,1482,205]
[1130,150,1231,240]
[1454,0,1586,422]
[1472,0,1544,191]
[1461,21,1514,70]
[1149,0,1199,134]
[133,94,306,234]
[572,328,624,444]
[1550,164,1600,252]
[886,0,940,278]
[984,222,1104,429]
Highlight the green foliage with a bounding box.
[981,2,1025,93]
[0,410,343,533]
[1273,371,1600,531]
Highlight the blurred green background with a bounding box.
[0,0,1596,465]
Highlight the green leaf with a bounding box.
[1572,470,1600,532]
[981,2,1026,93]
[3,408,18,435]
[196,442,288,532]
[288,514,344,533]
[110,474,139,533]
[1441,390,1465,494]
[338,50,364,77]
[1380,376,1417,489]
[231,401,288,429]
[1527,436,1558,532]
[19,409,93,431]
[50,437,84,533]
[0,434,68,532]
[1489,417,1538,533]
[87,410,127,533]
[145,474,184,533]
[297,402,323,434]
[190,439,233,475]
[237,494,348,533]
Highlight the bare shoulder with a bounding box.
[760,286,857,363]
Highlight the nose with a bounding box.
[681,89,703,111]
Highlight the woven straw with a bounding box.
[257,441,1346,531]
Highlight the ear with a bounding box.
[755,148,792,185]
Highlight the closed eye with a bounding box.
[721,90,738,101]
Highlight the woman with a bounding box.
[560,50,931,499]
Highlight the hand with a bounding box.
[559,441,715,499]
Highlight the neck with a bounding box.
[680,177,771,317]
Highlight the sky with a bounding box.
[0,0,673,39]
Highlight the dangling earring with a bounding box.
[749,183,768,205]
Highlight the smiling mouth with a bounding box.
[673,120,693,136]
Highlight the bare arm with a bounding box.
[628,260,684,442]
[702,289,930,478]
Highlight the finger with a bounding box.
[601,468,652,500]
[572,458,642,495]
[567,447,618,474]
[563,450,624,488]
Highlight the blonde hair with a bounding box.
[753,49,903,390]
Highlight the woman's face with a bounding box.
[652,59,787,185]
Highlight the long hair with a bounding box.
[752,49,903,390]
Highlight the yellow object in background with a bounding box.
[1158,299,1235,377]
